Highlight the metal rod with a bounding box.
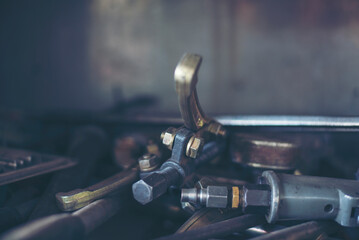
[249,221,338,240]
[216,115,359,127]
[0,196,126,240]
[155,214,265,240]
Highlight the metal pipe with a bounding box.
[249,221,338,240]
[155,214,265,240]
[216,115,359,128]
[0,196,126,240]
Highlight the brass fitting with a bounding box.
[138,154,160,172]
[161,127,177,150]
[186,136,204,159]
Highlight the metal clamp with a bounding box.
[132,53,227,205]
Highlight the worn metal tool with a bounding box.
[29,126,108,219]
[181,170,359,227]
[56,134,159,211]
[56,167,138,211]
[132,53,227,205]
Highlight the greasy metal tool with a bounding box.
[181,170,359,227]
[29,126,108,220]
[56,167,138,211]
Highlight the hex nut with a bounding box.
[186,136,204,158]
[138,154,160,172]
[206,186,228,208]
[242,184,271,210]
[161,127,177,150]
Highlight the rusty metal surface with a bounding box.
[230,133,300,170]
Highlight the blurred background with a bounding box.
[1,0,359,116]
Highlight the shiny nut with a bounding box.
[161,127,177,150]
[138,154,160,172]
[186,136,204,159]
[206,186,228,208]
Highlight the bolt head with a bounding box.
[186,136,204,158]
[132,172,168,205]
[132,179,153,205]
[161,127,177,150]
[138,154,159,172]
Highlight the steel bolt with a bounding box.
[161,127,177,150]
[138,154,160,172]
[186,136,204,158]
[132,167,180,205]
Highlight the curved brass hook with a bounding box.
[174,53,210,131]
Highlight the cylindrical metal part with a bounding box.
[181,188,208,206]
[181,188,199,204]
[249,221,338,240]
[262,171,359,227]
[0,214,85,240]
[0,197,126,240]
[181,186,228,208]
[155,214,265,240]
[72,197,122,235]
